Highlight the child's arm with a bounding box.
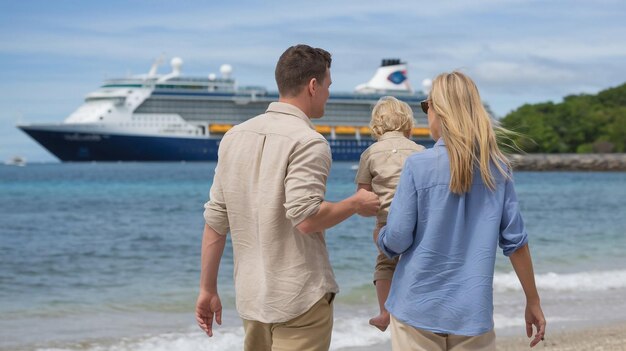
[354,149,372,192]
[357,183,377,242]
[357,183,372,192]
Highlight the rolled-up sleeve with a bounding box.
[284,138,332,226]
[499,177,528,256]
[203,165,230,236]
[377,164,418,258]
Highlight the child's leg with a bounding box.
[375,279,391,314]
[371,222,398,332]
[370,278,392,331]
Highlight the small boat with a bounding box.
[5,156,27,166]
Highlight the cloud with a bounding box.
[1,0,625,160]
[473,61,576,85]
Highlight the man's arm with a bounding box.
[296,188,379,234]
[196,224,227,337]
[509,243,546,348]
[285,138,379,235]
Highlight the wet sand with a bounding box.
[498,323,626,351]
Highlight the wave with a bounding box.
[494,269,626,292]
[33,311,579,351]
[36,327,245,351]
[35,319,388,351]
[330,317,390,349]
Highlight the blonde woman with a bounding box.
[355,96,425,331]
[377,72,546,350]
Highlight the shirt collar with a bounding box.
[379,131,407,141]
[266,102,315,130]
[435,138,446,147]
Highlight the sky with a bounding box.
[1,0,625,162]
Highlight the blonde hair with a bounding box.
[370,96,415,140]
[430,71,510,194]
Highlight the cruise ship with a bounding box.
[18,58,433,161]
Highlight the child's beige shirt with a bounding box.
[355,131,425,222]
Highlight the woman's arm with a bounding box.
[509,243,546,348]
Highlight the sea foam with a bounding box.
[494,269,626,292]
[36,312,578,351]
[35,320,387,351]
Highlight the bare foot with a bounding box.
[369,312,390,332]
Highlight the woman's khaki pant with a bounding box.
[390,315,496,351]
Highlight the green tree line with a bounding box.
[499,83,626,153]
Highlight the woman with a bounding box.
[377,71,546,350]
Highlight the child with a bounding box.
[355,96,425,331]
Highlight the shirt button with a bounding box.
[392,149,397,153]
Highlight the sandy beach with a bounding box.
[498,323,626,351]
[339,323,626,350]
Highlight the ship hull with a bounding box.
[19,127,434,162]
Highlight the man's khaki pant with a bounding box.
[242,293,334,351]
[390,315,496,351]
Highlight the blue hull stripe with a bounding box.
[19,128,434,162]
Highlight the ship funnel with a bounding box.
[171,57,183,76]
[354,58,413,94]
[220,64,233,79]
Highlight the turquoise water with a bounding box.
[1,163,625,350]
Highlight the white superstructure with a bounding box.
[18,57,432,161]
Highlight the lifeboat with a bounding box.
[334,126,356,135]
[358,126,372,135]
[209,124,232,133]
[315,125,332,134]
[412,127,430,137]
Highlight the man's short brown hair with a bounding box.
[275,45,331,97]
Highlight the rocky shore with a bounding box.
[509,153,626,171]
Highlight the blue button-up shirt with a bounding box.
[377,138,528,336]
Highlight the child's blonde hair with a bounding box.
[370,96,415,140]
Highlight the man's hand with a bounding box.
[525,302,546,347]
[354,188,380,217]
[196,291,222,337]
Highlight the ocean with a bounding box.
[1,162,625,350]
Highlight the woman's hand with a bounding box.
[525,302,546,347]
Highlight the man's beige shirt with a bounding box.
[204,102,339,323]
[355,131,425,223]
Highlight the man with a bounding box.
[196,44,380,351]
